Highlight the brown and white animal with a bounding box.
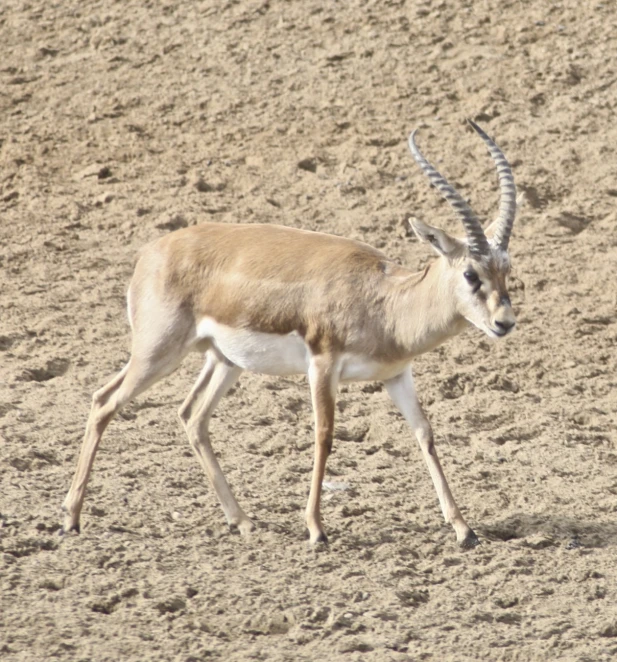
[62,120,517,548]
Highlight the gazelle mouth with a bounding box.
[489,324,513,338]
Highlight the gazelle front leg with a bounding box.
[385,367,479,549]
[305,353,339,544]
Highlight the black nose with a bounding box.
[495,320,515,333]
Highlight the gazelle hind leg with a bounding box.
[178,353,252,534]
[62,349,186,534]
[385,367,479,549]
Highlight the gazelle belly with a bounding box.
[196,317,405,382]
[197,317,310,376]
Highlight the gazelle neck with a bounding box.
[390,259,467,357]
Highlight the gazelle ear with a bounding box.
[483,217,499,241]
[484,193,524,244]
[409,217,462,258]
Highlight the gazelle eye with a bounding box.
[464,270,479,284]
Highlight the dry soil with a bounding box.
[2,1,617,660]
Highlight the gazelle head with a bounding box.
[409,120,517,339]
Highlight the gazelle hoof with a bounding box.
[228,518,255,536]
[306,529,329,546]
[459,530,480,549]
[61,503,81,536]
[59,521,80,536]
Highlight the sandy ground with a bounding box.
[2,0,617,660]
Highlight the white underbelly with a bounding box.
[197,317,309,375]
[196,317,406,382]
[339,355,407,382]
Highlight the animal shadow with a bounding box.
[478,513,617,549]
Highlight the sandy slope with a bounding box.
[2,1,617,660]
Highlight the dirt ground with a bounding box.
[2,0,617,660]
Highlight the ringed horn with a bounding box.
[408,119,517,253]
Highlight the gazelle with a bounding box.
[62,120,517,549]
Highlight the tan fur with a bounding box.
[62,142,517,548]
[129,222,467,362]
